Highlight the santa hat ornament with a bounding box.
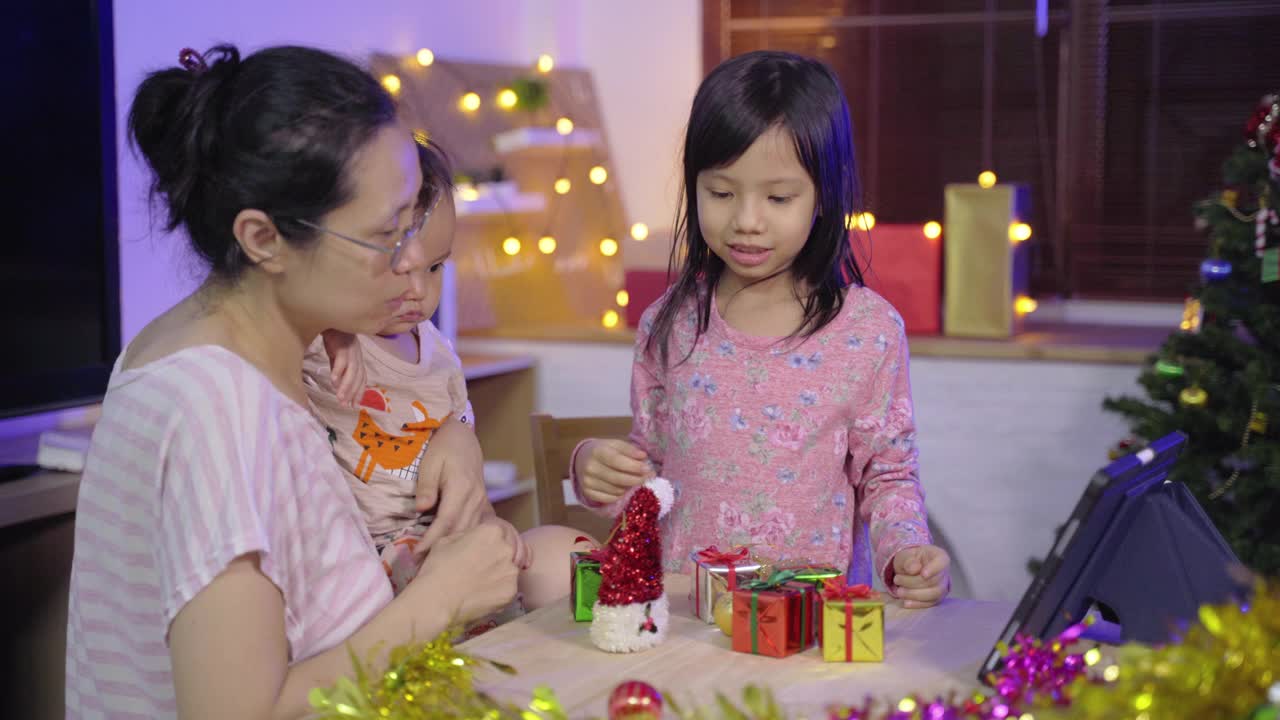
[589,477,675,653]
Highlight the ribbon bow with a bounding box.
[740,569,802,591]
[573,536,610,563]
[821,578,879,602]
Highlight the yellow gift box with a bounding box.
[816,581,884,662]
[943,183,1033,338]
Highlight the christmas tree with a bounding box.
[1103,93,1280,576]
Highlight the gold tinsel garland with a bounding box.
[310,579,1280,720]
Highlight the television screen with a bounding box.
[0,0,119,418]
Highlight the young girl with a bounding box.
[573,50,950,608]
[305,140,582,611]
[67,45,517,719]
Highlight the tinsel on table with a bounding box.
[311,579,1280,720]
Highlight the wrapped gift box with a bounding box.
[858,224,942,335]
[731,576,817,658]
[570,550,605,622]
[689,546,762,623]
[943,183,1033,338]
[815,579,885,662]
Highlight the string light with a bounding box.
[589,166,608,185]
[556,117,575,135]
[502,237,522,256]
[616,290,630,307]
[845,212,876,231]
[554,178,572,195]
[630,223,649,241]
[978,170,998,188]
[457,185,479,202]
[496,88,518,110]
[536,54,555,73]
[923,221,942,239]
[381,74,402,96]
[1015,295,1038,315]
[538,236,557,254]
[599,237,619,257]
[602,309,620,329]
[1009,222,1033,243]
[415,48,435,67]
[459,92,481,113]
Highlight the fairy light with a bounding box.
[978,170,998,188]
[630,222,649,241]
[923,221,942,239]
[602,309,620,329]
[496,88,518,110]
[457,185,479,202]
[1009,222,1033,243]
[381,74,402,96]
[554,178,572,195]
[599,237,619,257]
[556,117,575,135]
[502,237,522,255]
[536,54,555,73]
[415,48,435,67]
[616,290,630,307]
[538,236,557,254]
[589,166,608,185]
[459,92,481,112]
[1015,295,1038,315]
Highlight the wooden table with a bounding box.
[462,574,1014,717]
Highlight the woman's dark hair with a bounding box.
[128,44,397,279]
[646,50,866,369]
[414,137,454,210]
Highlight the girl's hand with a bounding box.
[320,330,366,408]
[574,439,651,505]
[890,545,951,608]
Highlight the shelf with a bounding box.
[460,353,536,380]
[454,182,547,218]
[493,127,602,157]
[0,469,78,530]
[485,477,535,504]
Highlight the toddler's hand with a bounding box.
[320,330,367,408]
[890,544,951,608]
[574,439,651,505]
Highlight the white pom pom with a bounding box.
[645,476,674,518]
[589,594,670,653]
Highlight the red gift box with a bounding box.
[623,270,670,328]
[730,578,816,658]
[854,225,942,335]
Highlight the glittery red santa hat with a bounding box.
[589,477,674,653]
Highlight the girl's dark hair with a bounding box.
[128,44,397,279]
[414,138,454,210]
[647,50,866,369]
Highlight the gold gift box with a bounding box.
[819,596,884,662]
[943,183,1033,338]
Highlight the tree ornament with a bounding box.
[1201,257,1233,281]
[608,681,663,720]
[1179,386,1208,407]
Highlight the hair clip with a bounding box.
[178,48,208,75]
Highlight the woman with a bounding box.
[65,44,517,719]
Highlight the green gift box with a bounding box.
[570,550,604,622]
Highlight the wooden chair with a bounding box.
[529,414,632,541]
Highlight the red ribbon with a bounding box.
[821,579,878,661]
[574,536,610,563]
[820,578,878,602]
[696,545,750,591]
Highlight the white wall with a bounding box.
[457,336,1141,602]
[112,0,700,342]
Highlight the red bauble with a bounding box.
[608,680,663,720]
